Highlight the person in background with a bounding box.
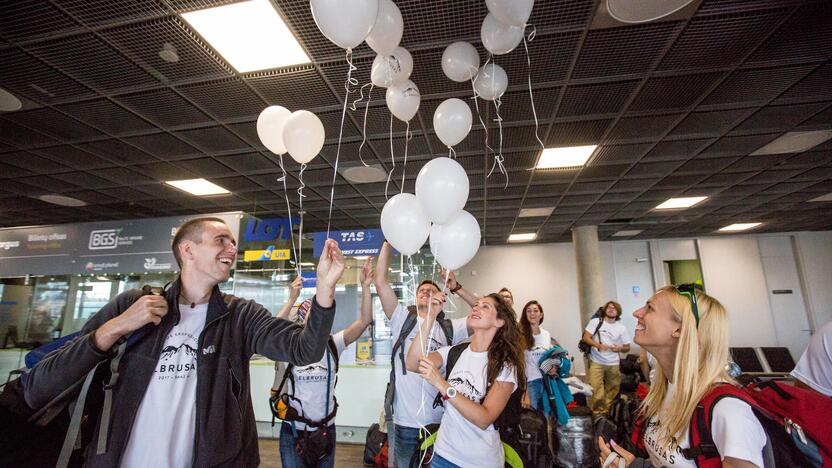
[497,288,514,309]
[791,320,832,397]
[272,259,376,468]
[518,300,559,410]
[405,293,526,468]
[598,286,767,468]
[582,300,631,416]
[440,269,515,311]
[375,242,470,468]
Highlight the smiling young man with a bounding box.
[23,217,345,467]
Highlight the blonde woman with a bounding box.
[598,285,766,468]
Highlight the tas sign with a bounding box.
[312,229,386,257]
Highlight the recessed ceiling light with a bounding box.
[718,222,762,232]
[808,193,832,202]
[0,87,23,112]
[159,42,180,63]
[508,233,537,242]
[342,165,388,184]
[655,196,707,210]
[166,178,230,196]
[750,130,832,155]
[612,229,642,237]
[181,0,310,73]
[536,145,598,169]
[519,207,554,218]
[35,194,87,207]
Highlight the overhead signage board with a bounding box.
[0,212,242,277]
[312,229,385,257]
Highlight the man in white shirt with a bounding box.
[374,242,470,468]
[582,301,631,416]
[791,320,832,397]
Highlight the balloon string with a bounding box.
[385,112,395,200]
[401,120,411,193]
[354,83,374,167]
[278,155,300,277]
[486,97,508,189]
[448,146,457,159]
[297,163,307,258]
[471,55,495,159]
[326,49,357,239]
[523,26,544,150]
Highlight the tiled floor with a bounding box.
[258,439,368,468]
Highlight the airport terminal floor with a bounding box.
[1,0,831,467]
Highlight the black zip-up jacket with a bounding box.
[23,278,335,467]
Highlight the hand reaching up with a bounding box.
[360,257,375,288]
[316,239,345,308]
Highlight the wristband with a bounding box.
[450,282,462,294]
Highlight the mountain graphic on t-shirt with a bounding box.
[448,376,482,401]
[160,343,197,360]
[296,364,328,374]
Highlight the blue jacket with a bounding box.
[539,345,574,424]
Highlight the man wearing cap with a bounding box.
[23,217,345,467]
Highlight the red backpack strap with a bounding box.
[631,416,646,451]
[684,383,757,467]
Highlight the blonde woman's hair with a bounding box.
[638,286,732,446]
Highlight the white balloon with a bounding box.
[441,41,480,82]
[385,79,420,122]
[310,0,379,50]
[429,223,442,258]
[473,63,508,101]
[365,0,403,55]
[380,193,430,256]
[431,211,481,270]
[282,110,325,164]
[433,98,472,148]
[485,0,534,27]
[370,47,413,88]
[256,106,291,155]
[415,157,469,224]
[481,12,524,55]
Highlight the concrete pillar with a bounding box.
[572,225,604,327]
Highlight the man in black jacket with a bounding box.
[23,217,344,467]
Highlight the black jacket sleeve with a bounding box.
[23,290,142,409]
[243,297,335,366]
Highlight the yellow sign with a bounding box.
[356,339,372,362]
[243,248,291,261]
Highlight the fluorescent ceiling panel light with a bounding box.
[750,130,832,155]
[655,196,707,210]
[508,233,537,242]
[718,222,762,232]
[181,0,310,73]
[519,207,554,218]
[612,230,642,237]
[808,193,832,202]
[536,145,598,169]
[35,194,87,207]
[166,178,230,196]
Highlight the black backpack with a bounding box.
[363,423,387,466]
[0,286,157,468]
[577,311,603,356]
[383,306,454,428]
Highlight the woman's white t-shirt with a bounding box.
[433,346,518,468]
[643,382,767,467]
[524,328,553,382]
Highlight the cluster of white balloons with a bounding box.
[257,106,324,163]
[381,158,480,270]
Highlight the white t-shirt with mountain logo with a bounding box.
[433,346,518,468]
[121,303,207,468]
[284,331,347,430]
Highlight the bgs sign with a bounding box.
[88,229,120,250]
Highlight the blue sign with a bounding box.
[313,229,385,257]
[301,271,317,288]
[242,217,299,242]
